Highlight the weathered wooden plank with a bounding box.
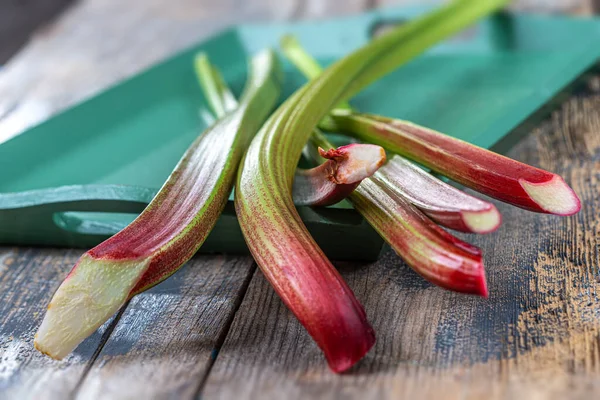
[202,78,600,399]
[75,255,255,400]
[0,248,118,400]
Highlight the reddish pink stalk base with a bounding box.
[293,143,386,206]
[351,179,488,297]
[331,111,581,216]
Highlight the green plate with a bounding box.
[0,8,599,260]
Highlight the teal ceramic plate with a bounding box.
[0,8,599,260]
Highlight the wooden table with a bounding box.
[1,1,600,399]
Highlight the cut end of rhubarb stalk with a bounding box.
[376,155,502,234]
[329,111,581,217]
[293,143,386,207]
[519,176,581,216]
[461,206,502,234]
[34,255,149,360]
[319,144,386,184]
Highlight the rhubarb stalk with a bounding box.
[194,53,238,117]
[235,0,505,372]
[327,111,581,216]
[353,180,487,294]
[281,34,502,233]
[35,50,283,359]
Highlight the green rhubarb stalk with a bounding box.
[235,0,506,372]
[194,54,238,117]
[34,50,282,360]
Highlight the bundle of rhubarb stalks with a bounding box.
[34,0,581,373]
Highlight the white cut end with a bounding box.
[35,255,150,360]
[336,144,386,184]
[462,207,502,234]
[519,176,581,216]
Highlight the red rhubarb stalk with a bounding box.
[327,111,581,216]
[235,0,505,372]
[236,104,376,373]
[34,50,282,359]
[353,179,487,295]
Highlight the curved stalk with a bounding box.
[235,0,504,372]
[35,50,283,360]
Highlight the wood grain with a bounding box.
[202,78,600,399]
[75,255,255,400]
